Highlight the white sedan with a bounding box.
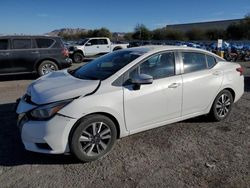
[16,46,244,162]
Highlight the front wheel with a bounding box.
[209,90,233,121]
[70,115,117,162]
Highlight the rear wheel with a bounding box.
[70,115,117,162]
[209,90,233,121]
[38,60,58,76]
[73,52,84,63]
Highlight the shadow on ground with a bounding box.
[245,77,250,92]
[0,74,38,82]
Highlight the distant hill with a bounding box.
[46,28,88,36]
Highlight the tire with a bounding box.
[38,60,58,76]
[70,114,117,162]
[209,90,233,121]
[113,47,122,51]
[73,52,84,63]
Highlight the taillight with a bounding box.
[62,48,69,57]
[236,66,243,76]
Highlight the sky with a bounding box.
[0,0,249,35]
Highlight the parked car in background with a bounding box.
[68,37,128,63]
[0,35,72,76]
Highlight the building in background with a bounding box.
[166,19,244,32]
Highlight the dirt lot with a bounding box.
[0,62,250,188]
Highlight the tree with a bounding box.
[165,29,186,40]
[205,29,226,40]
[226,24,244,40]
[242,14,250,39]
[186,28,206,40]
[123,32,133,41]
[226,14,250,40]
[152,28,167,40]
[88,28,112,38]
[132,24,152,40]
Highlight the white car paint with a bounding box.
[124,75,182,131]
[16,46,244,154]
[72,37,128,57]
[24,70,99,105]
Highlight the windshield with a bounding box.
[77,38,89,45]
[72,50,145,80]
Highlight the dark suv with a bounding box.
[0,35,72,76]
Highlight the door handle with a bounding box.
[212,71,222,76]
[168,83,181,88]
[31,51,39,54]
[0,52,10,56]
[96,46,99,48]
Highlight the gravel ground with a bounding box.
[0,62,249,188]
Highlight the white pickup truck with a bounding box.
[69,37,129,63]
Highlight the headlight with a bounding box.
[30,99,72,120]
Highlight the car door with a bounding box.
[10,38,40,73]
[97,39,110,54]
[180,51,223,116]
[123,52,182,133]
[0,38,12,74]
[84,39,100,56]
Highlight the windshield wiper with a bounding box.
[79,75,100,80]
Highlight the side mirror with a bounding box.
[85,42,92,46]
[128,74,153,90]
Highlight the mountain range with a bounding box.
[46,28,88,36]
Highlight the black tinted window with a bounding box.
[182,52,207,73]
[36,38,54,48]
[98,39,108,45]
[130,52,175,80]
[0,39,8,50]
[72,50,144,80]
[13,39,32,49]
[88,39,98,45]
[206,55,216,68]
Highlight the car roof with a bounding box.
[127,45,206,53]
[0,35,61,39]
[125,45,224,60]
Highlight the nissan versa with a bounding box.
[16,46,244,162]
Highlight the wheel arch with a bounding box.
[113,46,122,51]
[35,58,59,72]
[223,88,235,101]
[68,112,121,144]
[217,87,235,102]
[206,87,236,114]
[74,50,84,56]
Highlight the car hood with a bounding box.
[27,70,100,105]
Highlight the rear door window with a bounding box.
[182,52,207,74]
[35,38,54,48]
[12,39,32,49]
[0,39,9,50]
[98,39,108,45]
[206,55,217,68]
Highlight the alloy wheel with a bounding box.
[79,122,112,157]
[41,63,56,75]
[215,93,231,118]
